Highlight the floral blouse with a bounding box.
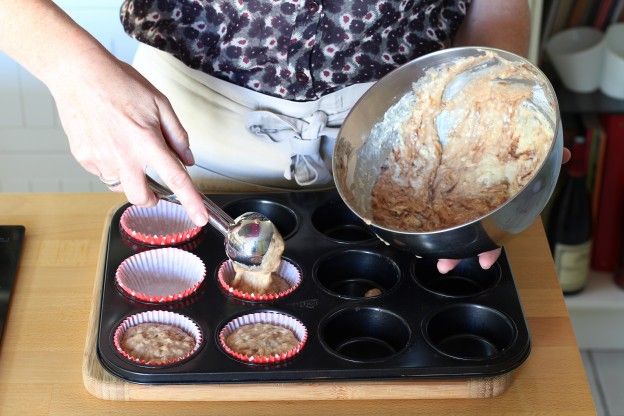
[121,0,471,101]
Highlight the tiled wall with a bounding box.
[0,1,543,193]
[0,1,138,192]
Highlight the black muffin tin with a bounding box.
[97,190,530,383]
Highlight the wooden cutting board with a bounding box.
[82,205,516,401]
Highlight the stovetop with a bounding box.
[0,226,24,341]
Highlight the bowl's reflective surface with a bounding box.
[333,47,563,258]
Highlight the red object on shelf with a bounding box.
[567,0,592,27]
[594,0,615,30]
[591,115,624,272]
[581,114,607,224]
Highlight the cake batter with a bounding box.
[371,53,554,232]
[225,323,300,357]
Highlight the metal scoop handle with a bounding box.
[146,176,233,236]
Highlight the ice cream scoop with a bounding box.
[146,176,280,269]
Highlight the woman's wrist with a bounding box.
[44,41,116,95]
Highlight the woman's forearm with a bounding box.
[0,0,111,88]
[453,0,530,57]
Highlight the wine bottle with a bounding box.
[547,135,592,295]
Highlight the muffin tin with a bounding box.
[97,190,530,383]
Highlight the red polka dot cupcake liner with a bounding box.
[120,200,202,246]
[115,247,206,303]
[113,310,203,366]
[119,227,204,253]
[219,311,307,364]
[217,259,302,301]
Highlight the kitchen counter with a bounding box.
[0,193,595,415]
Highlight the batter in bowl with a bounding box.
[371,52,555,232]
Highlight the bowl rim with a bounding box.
[332,46,562,236]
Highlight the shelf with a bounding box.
[555,84,624,114]
[540,65,624,114]
[565,271,624,311]
[564,271,624,350]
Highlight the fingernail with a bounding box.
[437,261,450,274]
[479,258,494,270]
[184,148,195,166]
[195,210,209,227]
[478,255,495,269]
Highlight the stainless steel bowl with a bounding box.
[332,47,563,259]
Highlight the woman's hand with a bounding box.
[437,148,571,273]
[0,0,209,227]
[48,50,210,227]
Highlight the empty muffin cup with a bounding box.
[219,311,307,364]
[217,259,301,301]
[412,257,501,298]
[223,199,298,239]
[320,307,410,362]
[115,247,206,303]
[113,310,203,366]
[314,250,399,299]
[120,200,202,246]
[311,198,376,243]
[423,304,516,360]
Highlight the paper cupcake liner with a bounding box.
[116,247,206,303]
[114,310,202,366]
[120,200,202,246]
[217,259,301,301]
[219,311,307,364]
[120,228,204,253]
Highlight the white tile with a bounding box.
[0,53,23,127]
[0,153,110,193]
[19,68,56,127]
[0,154,93,184]
[0,128,69,153]
[0,178,29,192]
[592,350,624,415]
[29,178,62,192]
[60,179,92,192]
[581,351,607,416]
[90,180,109,192]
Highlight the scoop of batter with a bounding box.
[232,227,288,294]
[371,52,554,232]
[230,271,291,295]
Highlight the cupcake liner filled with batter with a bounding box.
[115,247,206,303]
[219,311,307,364]
[113,310,202,366]
[217,259,301,301]
[120,200,202,246]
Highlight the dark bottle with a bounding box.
[547,135,592,295]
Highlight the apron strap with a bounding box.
[246,110,339,186]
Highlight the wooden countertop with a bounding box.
[0,193,595,415]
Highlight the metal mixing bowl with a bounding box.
[332,47,563,259]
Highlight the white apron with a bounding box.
[132,44,374,192]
